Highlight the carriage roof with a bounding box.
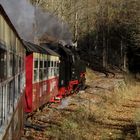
[42,43,73,56]
[23,41,60,57]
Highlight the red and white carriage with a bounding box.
[24,42,60,112]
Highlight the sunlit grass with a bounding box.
[86,68,97,83]
[45,72,140,139]
[45,106,95,140]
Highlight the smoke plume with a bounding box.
[0,0,72,43]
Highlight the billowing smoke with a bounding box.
[35,7,72,43]
[0,0,35,42]
[0,0,72,43]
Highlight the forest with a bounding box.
[30,0,140,74]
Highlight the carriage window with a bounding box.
[47,60,50,77]
[16,56,18,73]
[9,53,13,76]
[54,61,58,76]
[53,62,56,76]
[13,55,18,75]
[44,61,47,68]
[34,59,39,82]
[19,57,22,72]
[34,70,38,82]
[34,60,38,68]
[54,61,57,67]
[39,69,44,80]
[57,62,59,67]
[43,61,47,80]
[4,85,8,121]
[40,61,43,68]
[15,77,18,101]
[0,86,4,125]
[51,61,53,67]
[39,59,44,80]
[48,61,50,67]
[0,49,7,82]
[0,85,7,126]
[8,80,14,114]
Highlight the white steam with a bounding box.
[0,0,72,43]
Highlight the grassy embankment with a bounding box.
[45,69,140,140]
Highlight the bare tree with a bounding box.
[30,0,140,71]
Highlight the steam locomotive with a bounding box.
[0,4,86,140]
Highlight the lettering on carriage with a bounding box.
[43,84,47,92]
[33,88,36,102]
[50,80,56,92]
[33,93,35,102]
[40,88,42,97]
[33,89,36,92]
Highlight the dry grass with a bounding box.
[85,68,97,84]
[115,79,140,108]
[45,106,96,140]
[44,74,140,140]
[23,70,140,140]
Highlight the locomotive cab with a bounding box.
[69,46,86,89]
[58,46,72,87]
[71,55,79,81]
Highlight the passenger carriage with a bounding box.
[24,41,60,113]
[0,5,25,140]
